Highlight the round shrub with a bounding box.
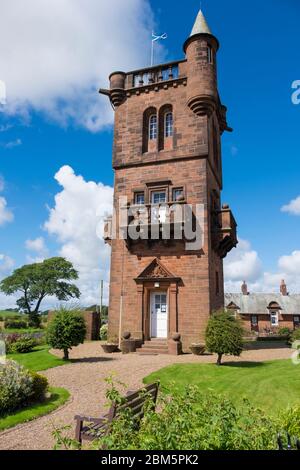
[4,334,22,353]
[10,337,37,354]
[206,310,244,365]
[100,323,108,341]
[46,307,86,360]
[29,371,48,401]
[0,360,33,415]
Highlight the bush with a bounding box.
[55,385,281,451]
[29,371,48,401]
[278,327,292,337]
[9,337,37,354]
[290,328,300,345]
[4,334,22,353]
[0,360,33,415]
[205,310,244,365]
[4,320,28,330]
[28,317,41,328]
[100,323,108,341]
[46,307,86,360]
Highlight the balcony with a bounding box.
[214,204,238,258]
[132,64,179,88]
[121,202,187,247]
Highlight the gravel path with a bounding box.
[0,342,292,450]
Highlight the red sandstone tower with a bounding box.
[101,10,237,352]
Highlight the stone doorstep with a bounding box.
[136,338,169,355]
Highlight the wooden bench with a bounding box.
[74,382,159,444]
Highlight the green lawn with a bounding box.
[0,310,27,319]
[144,360,300,414]
[0,387,70,431]
[8,345,65,371]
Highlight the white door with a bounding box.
[151,292,168,338]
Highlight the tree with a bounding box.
[205,310,244,366]
[0,258,81,327]
[46,307,86,360]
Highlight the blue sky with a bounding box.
[0,0,299,307]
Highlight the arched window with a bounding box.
[165,112,173,138]
[158,104,173,151]
[142,107,157,153]
[149,114,157,140]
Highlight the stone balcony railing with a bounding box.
[104,201,191,247]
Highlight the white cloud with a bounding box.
[281,196,300,216]
[230,145,239,156]
[278,251,300,276]
[0,197,14,226]
[1,138,22,149]
[224,239,300,294]
[25,237,49,263]
[0,0,158,132]
[0,254,14,277]
[0,255,16,309]
[224,239,263,284]
[44,165,113,306]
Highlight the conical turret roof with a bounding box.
[190,9,212,36]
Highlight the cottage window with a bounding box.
[270,312,279,327]
[294,316,300,328]
[251,315,258,327]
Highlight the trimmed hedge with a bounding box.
[4,320,28,330]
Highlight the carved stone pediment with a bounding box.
[135,258,179,282]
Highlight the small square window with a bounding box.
[135,193,145,205]
[251,315,258,327]
[173,188,184,202]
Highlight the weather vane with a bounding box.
[151,31,167,66]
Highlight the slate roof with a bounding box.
[224,293,300,315]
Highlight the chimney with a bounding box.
[280,280,288,296]
[241,281,249,296]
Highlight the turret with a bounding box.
[101,71,126,108]
[183,10,219,117]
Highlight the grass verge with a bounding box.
[0,387,70,432]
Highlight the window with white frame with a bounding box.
[149,114,157,140]
[165,112,173,138]
[134,192,145,205]
[270,311,279,327]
